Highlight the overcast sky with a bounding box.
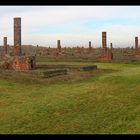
[0,6,140,48]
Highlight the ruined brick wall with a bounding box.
[11,56,36,70]
[75,47,81,54]
[98,50,113,61]
[14,17,21,56]
[97,49,113,61]
[134,51,140,58]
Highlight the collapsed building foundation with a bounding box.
[98,50,113,61]
[98,32,113,61]
[1,55,35,70]
[1,17,36,70]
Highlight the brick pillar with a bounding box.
[88,41,92,53]
[110,43,113,49]
[89,41,92,49]
[110,43,113,59]
[135,37,138,50]
[57,40,61,52]
[14,17,21,56]
[102,32,107,50]
[4,37,7,55]
[89,41,91,48]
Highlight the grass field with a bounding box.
[0,62,140,134]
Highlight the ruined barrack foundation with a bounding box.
[1,17,36,70]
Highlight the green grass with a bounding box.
[0,62,140,134]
